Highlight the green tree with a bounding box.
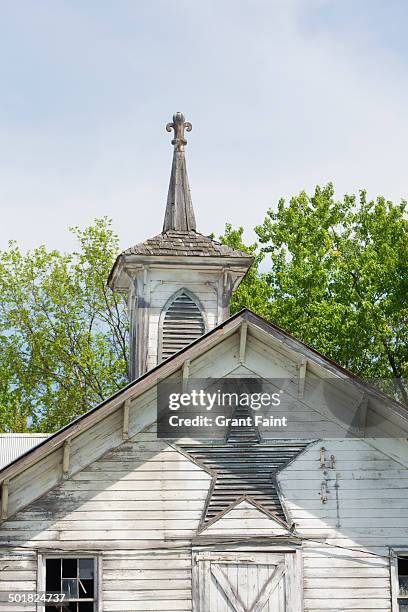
[0,218,128,432]
[221,184,408,403]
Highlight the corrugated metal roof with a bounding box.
[0,434,49,469]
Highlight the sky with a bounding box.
[0,0,407,252]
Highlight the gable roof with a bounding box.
[0,309,406,521]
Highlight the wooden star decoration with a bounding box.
[177,438,311,532]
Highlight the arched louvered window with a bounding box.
[160,290,205,360]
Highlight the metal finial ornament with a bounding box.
[166,112,192,152]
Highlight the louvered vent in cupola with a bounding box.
[161,291,205,360]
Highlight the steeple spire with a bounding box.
[162,112,196,232]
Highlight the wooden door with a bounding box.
[193,551,302,612]
[193,552,303,612]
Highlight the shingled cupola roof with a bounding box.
[122,230,250,258]
[109,112,251,273]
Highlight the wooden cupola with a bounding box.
[108,112,253,380]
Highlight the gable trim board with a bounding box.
[0,309,407,524]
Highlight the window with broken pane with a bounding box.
[398,556,408,610]
[45,557,96,612]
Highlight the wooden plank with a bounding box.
[103,601,191,611]
[305,587,388,598]
[305,577,390,588]
[0,540,193,551]
[198,559,210,612]
[103,590,191,600]
[27,500,204,513]
[303,559,389,570]
[303,599,390,609]
[102,579,191,590]
[252,563,285,612]
[0,581,37,590]
[21,509,203,521]
[286,549,303,612]
[104,569,191,580]
[211,563,246,612]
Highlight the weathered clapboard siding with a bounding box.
[302,547,391,611]
[0,550,37,612]
[202,500,290,536]
[1,323,408,611]
[1,428,408,612]
[279,439,408,610]
[102,551,192,611]
[1,430,405,610]
[0,428,211,547]
[0,427,208,610]
[5,406,125,519]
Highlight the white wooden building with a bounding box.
[0,112,407,612]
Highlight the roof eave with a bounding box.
[108,253,254,291]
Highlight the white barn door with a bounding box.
[193,551,302,612]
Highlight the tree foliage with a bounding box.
[221,184,408,403]
[0,218,128,432]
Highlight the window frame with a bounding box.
[391,548,408,612]
[37,553,102,612]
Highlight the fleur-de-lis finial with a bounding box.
[166,112,192,152]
